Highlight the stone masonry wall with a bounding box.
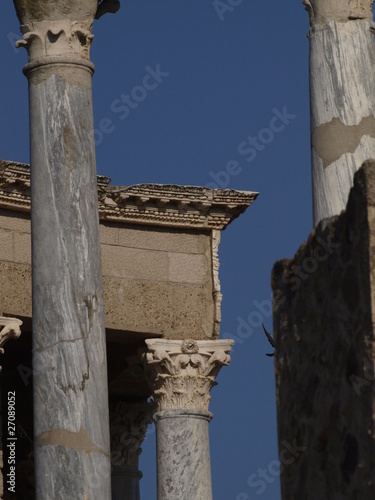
[272,162,375,499]
[0,214,215,340]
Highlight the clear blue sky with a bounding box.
[1,2,312,499]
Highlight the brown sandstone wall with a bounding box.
[0,213,215,339]
[272,162,375,499]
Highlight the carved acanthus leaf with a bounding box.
[303,0,374,25]
[109,401,153,468]
[144,339,233,412]
[15,20,94,61]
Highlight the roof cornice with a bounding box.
[0,160,258,230]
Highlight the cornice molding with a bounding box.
[0,160,257,231]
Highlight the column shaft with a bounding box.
[144,339,233,500]
[12,2,113,497]
[29,60,111,499]
[155,409,212,500]
[304,0,375,224]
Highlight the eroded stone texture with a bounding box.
[272,161,375,498]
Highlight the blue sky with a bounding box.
[1,2,312,499]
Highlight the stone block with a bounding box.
[0,229,13,262]
[0,212,31,233]
[103,277,215,339]
[0,261,31,317]
[101,244,168,281]
[118,226,209,254]
[168,253,209,284]
[13,232,31,264]
[99,223,119,246]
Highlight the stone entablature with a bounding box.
[0,160,257,230]
[0,159,256,340]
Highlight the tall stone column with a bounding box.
[303,0,375,225]
[12,2,114,497]
[109,401,153,500]
[144,339,233,500]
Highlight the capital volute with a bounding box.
[143,339,233,412]
[13,0,120,67]
[303,0,374,26]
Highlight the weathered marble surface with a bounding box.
[304,0,375,224]
[12,0,112,497]
[272,161,375,498]
[155,409,213,500]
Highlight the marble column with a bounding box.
[144,339,233,500]
[12,2,117,497]
[109,401,153,500]
[303,0,375,225]
[0,318,22,499]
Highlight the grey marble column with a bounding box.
[144,339,233,500]
[109,401,153,500]
[12,2,118,498]
[303,0,375,225]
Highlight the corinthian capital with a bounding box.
[303,0,374,25]
[0,317,22,371]
[12,0,119,64]
[143,339,233,412]
[109,401,153,468]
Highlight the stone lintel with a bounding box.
[0,160,257,231]
[143,339,233,412]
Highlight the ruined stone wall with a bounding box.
[0,212,215,340]
[272,162,375,498]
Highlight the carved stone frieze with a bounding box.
[212,230,223,336]
[143,339,233,412]
[303,0,374,25]
[109,401,153,468]
[0,161,257,230]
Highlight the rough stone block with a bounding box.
[168,253,209,284]
[0,212,31,233]
[99,223,119,246]
[118,226,209,254]
[103,277,215,339]
[0,261,31,317]
[101,244,169,281]
[13,232,31,264]
[0,229,13,262]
